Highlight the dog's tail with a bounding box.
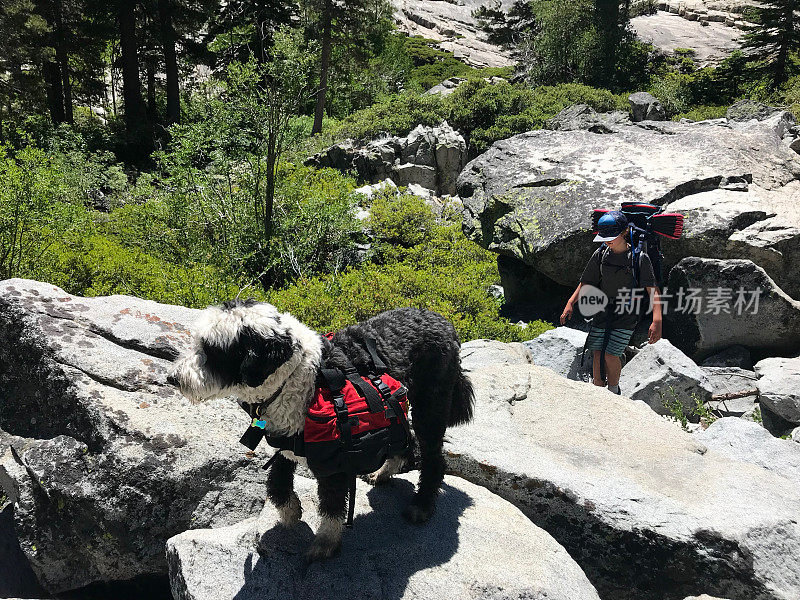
[448,368,475,427]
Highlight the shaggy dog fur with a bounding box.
[170,300,474,561]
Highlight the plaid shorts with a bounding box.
[585,326,634,357]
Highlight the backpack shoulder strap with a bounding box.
[597,245,608,288]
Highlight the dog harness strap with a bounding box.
[261,451,282,471]
[386,391,412,441]
[346,475,357,528]
[364,337,388,374]
[343,366,385,413]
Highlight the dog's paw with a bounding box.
[365,456,405,486]
[277,493,302,527]
[305,538,341,563]
[402,503,433,524]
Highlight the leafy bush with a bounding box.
[154,81,363,287]
[649,50,761,117]
[34,234,249,308]
[270,198,552,343]
[366,190,436,249]
[332,91,448,141]
[334,80,627,155]
[661,386,719,431]
[0,145,91,279]
[674,105,728,121]
[629,0,658,17]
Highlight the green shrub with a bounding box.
[674,105,728,121]
[661,386,719,431]
[270,202,553,343]
[332,91,448,140]
[0,145,91,279]
[154,96,363,286]
[366,190,436,249]
[629,0,657,17]
[334,80,627,155]
[35,235,251,308]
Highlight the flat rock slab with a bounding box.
[695,418,800,490]
[390,0,514,68]
[631,11,742,66]
[446,342,800,600]
[0,280,270,593]
[167,474,600,600]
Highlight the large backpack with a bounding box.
[591,201,684,288]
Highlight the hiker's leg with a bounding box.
[592,350,605,386]
[605,354,623,387]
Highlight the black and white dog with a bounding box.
[170,300,474,561]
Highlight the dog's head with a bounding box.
[170,299,308,403]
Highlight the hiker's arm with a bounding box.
[646,286,662,344]
[560,283,583,324]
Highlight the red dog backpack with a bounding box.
[239,337,412,479]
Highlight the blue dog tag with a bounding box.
[252,419,267,430]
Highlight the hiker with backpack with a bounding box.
[560,210,663,395]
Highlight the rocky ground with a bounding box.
[390,0,514,68]
[389,1,759,71]
[1,281,799,600]
[631,11,743,66]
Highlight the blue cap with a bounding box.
[593,211,628,242]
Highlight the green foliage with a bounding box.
[401,36,475,91]
[0,145,90,279]
[474,0,654,91]
[662,387,690,431]
[523,0,600,86]
[674,105,728,122]
[629,1,658,17]
[153,40,358,288]
[456,81,627,154]
[661,386,718,431]
[270,198,553,343]
[366,189,437,248]
[649,50,760,117]
[334,80,627,156]
[113,155,361,289]
[34,235,248,308]
[332,91,448,140]
[741,0,800,88]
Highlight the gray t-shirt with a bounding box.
[579,245,657,329]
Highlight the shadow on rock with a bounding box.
[235,479,471,600]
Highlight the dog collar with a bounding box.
[252,378,289,418]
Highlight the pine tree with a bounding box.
[302,0,393,134]
[0,0,51,133]
[741,0,800,88]
[594,0,622,86]
[474,0,537,49]
[207,0,297,66]
[116,0,152,156]
[157,0,180,124]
